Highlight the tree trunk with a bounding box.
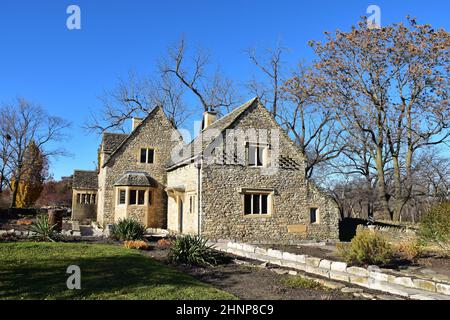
[374,147,392,219]
[392,155,404,221]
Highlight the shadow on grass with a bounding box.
[0,246,216,299]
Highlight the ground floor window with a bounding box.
[310,207,318,223]
[118,189,126,204]
[244,193,270,215]
[148,190,153,206]
[76,192,96,204]
[117,188,152,206]
[188,195,196,213]
[129,189,146,205]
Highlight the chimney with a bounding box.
[202,109,217,130]
[132,117,143,131]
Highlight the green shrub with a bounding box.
[30,214,60,242]
[281,276,324,290]
[168,235,223,267]
[337,228,393,266]
[110,218,146,241]
[418,203,450,250]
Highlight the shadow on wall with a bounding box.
[0,208,49,220]
[338,218,405,242]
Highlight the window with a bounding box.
[148,191,153,206]
[189,195,196,214]
[244,193,270,215]
[119,190,126,204]
[310,208,318,224]
[78,193,96,204]
[248,144,266,167]
[139,148,155,164]
[138,190,145,205]
[129,189,146,205]
[129,190,137,205]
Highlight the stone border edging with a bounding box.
[217,241,450,300]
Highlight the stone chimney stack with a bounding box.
[202,109,217,130]
[132,117,143,131]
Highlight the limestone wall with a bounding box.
[71,188,97,223]
[167,163,199,234]
[221,241,450,300]
[200,103,339,243]
[98,107,181,228]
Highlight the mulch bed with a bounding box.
[140,243,362,300]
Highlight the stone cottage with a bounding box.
[72,170,98,222]
[72,98,339,243]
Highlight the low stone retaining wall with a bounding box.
[363,225,417,242]
[218,241,450,300]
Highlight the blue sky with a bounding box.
[0,0,449,179]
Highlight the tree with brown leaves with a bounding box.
[310,17,450,220]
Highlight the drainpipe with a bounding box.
[194,156,202,236]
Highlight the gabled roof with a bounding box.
[102,106,180,167]
[72,170,98,190]
[167,97,258,169]
[102,133,128,153]
[114,171,157,187]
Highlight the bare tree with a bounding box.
[86,71,189,133]
[282,64,346,179]
[246,44,286,118]
[0,98,70,207]
[161,38,237,113]
[310,17,450,220]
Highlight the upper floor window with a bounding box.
[248,143,266,167]
[140,148,155,164]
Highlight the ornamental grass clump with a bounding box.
[30,214,60,242]
[168,235,224,267]
[110,218,146,241]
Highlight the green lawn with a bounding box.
[0,242,236,300]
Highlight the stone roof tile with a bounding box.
[72,170,98,189]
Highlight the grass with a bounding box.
[0,242,237,300]
[280,276,324,290]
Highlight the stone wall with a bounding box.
[220,241,450,300]
[200,103,339,243]
[361,225,417,243]
[98,107,181,228]
[167,163,199,234]
[71,188,97,223]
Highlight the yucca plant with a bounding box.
[30,214,60,242]
[168,235,224,267]
[110,218,146,241]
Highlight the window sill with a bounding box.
[243,214,272,218]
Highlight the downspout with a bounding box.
[194,156,202,236]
